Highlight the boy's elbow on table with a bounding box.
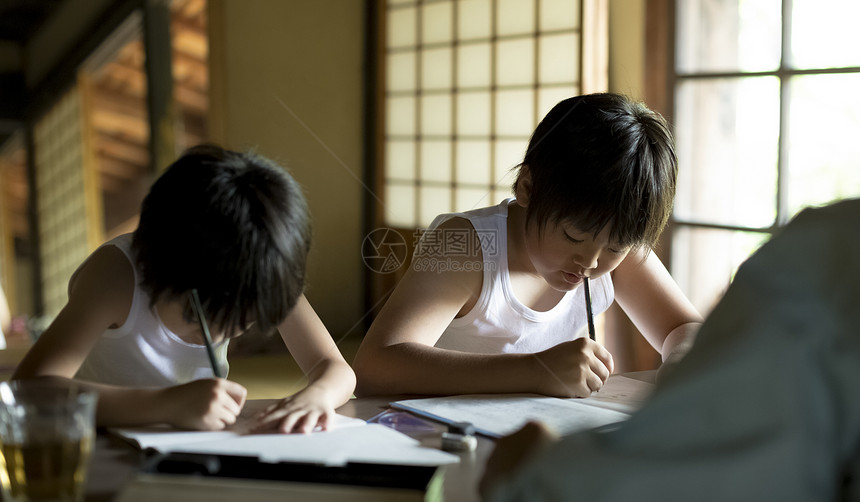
[352,345,401,397]
[351,354,381,397]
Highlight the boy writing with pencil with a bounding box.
[13,145,356,433]
[354,93,702,397]
[481,197,860,501]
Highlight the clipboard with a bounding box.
[114,451,444,502]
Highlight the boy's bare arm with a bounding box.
[278,295,356,406]
[12,245,246,430]
[13,246,134,380]
[612,248,704,361]
[353,249,613,397]
[252,295,358,433]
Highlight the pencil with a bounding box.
[583,278,596,341]
[190,288,223,378]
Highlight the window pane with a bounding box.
[457,42,492,88]
[456,187,492,212]
[497,38,535,86]
[420,94,452,135]
[458,0,491,40]
[422,1,453,44]
[791,0,860,69]
[386,183,417,227]
[787,73,860,215]
[674,77,779,227]
[420,140,452,183]
[494,139,527,184]
[422,47,452,90]
[420,186,452,227]
[494,187,513,205]
[387,51,416,91]
[540,0,579,31]
[537,85,578,120]
[539,33,579,84]
[672,226,770,318]
[457,91,491,135]
[497,0,535,36]
[675,0,780,73]
[386,95,416,136]
[383,0,602,231]
[456,139,491,184]
[388,6,417,48]
[495,89,534,136]
[386,140,416,181]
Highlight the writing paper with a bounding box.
[112,414,458,467]
[391,375,654,438]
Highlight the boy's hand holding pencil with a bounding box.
[158,378,248,431]
[532,338,614,398]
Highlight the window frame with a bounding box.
[667,0,860,314]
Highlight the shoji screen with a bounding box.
[382,0,602,228]
[34,86,103,317]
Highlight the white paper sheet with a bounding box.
[111,415,459,467]
[169,424,457,466]
[579,374,655,413]
[114,414,366,451]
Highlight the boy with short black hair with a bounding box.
[354,93,702,397]
[14,145,356,433]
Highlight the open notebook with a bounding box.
[391,374,654,438]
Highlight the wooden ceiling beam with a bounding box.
[95,133,149,165]
[96,155,148,182]
[175,86,207,114]
[172,0,207,24]
[90,88,147,119]
[90,107,148,142]
[2,181,26,202]
[171,22,207,58]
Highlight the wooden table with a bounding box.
[83,372,656,501]
[84,397,493,502]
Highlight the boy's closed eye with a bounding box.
[563,231,585,244]
[564,230,585,244]
[563,229,629,255]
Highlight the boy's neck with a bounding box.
[506,201,567,312]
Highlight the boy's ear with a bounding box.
[514,167,532,207]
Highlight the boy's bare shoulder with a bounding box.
[67,242,135,325]
[415,216,483,260]
[71,244,133,288]
[411,216,484,310]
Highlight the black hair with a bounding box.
[514,93,677,250]
[132,144,311,338]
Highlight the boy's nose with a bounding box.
[573,249,599,270]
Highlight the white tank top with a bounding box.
[74,234,229,387]
[433,199,614,354]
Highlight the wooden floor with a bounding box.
[228,335,362,400]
